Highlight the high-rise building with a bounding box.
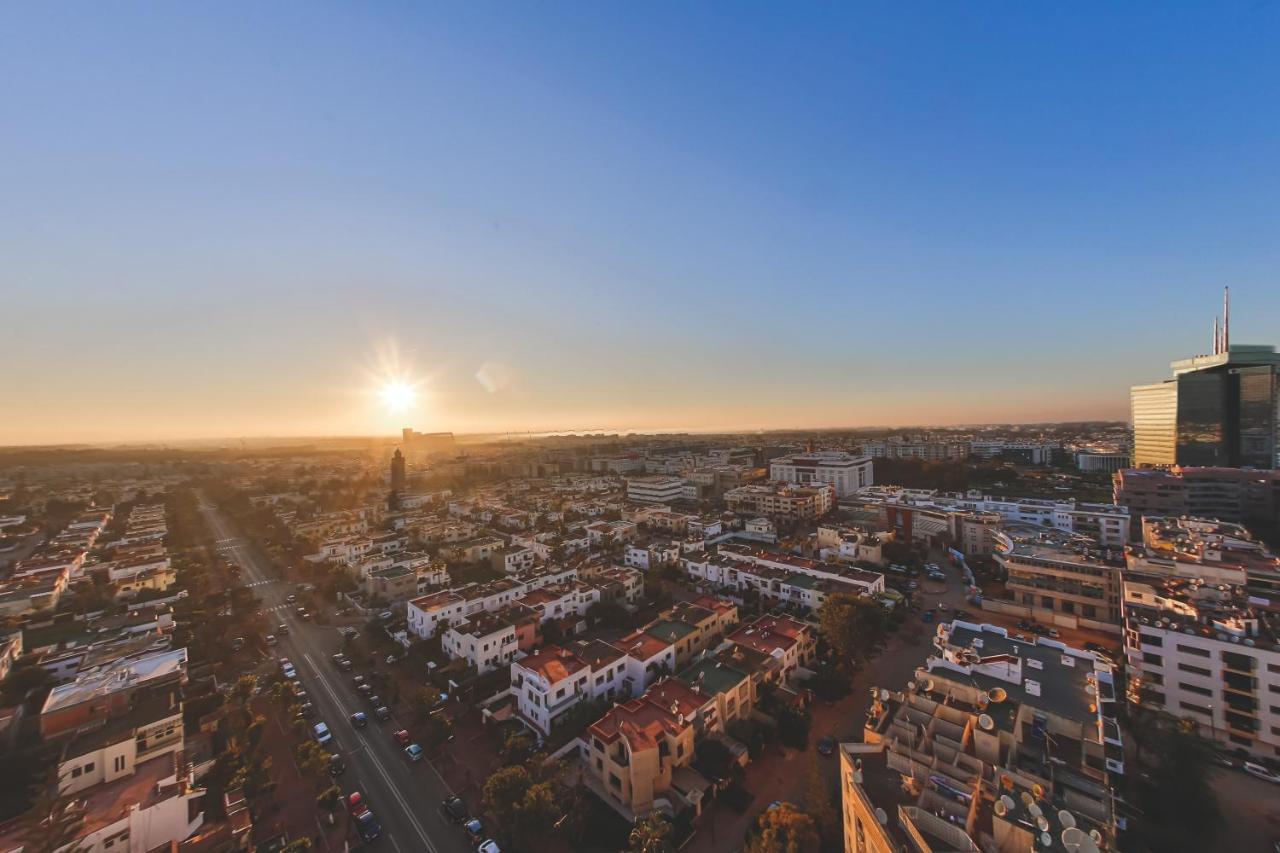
[1131,290,1280,469]
[390,447,406,492]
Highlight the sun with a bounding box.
[378,379,418,413]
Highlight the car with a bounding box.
[277,624,289,635]
[368,695,382,708]
[816,737,836,756]
[954,609,971,620]
[477,841,500,853]
[328,754,346,776]
[1084,642,1107,653]
[358,684,373,698]
[347,791,368,816]
[293,688,308,702]
[282,666,297,680]
[1017,620,1032,631]
[313,722,332,746]
[441,796,469,823]
[1244,762,1280,783]
[463,818,484,841]
[351,712,368,728]
[378,611,393,622]
[938,602,949,611]
[286,594,297,604]
[1211,753,1235,769]
[405,743,423,761]
[298,702,315,719]
[907,581,919,590]
[296,608,310,619]
[1047,628,1060,639]
[331,653,345,665]
[278,657,293,669]
[921,610,935,623]
[337,657,353,671]
[231,637,245,651]
[394,729,411,746]
[355,810,381,842]
[375,706,391,721]
[266,634,277,646]
[353,675,366,687]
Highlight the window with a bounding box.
[1178,662,1212,677]
[1180,682,1213,697]
[1179,701,1212,716]
[1176,644,1210,658]
[1140,632,1163,647]
[1143,652,1164,667]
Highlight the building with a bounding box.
[401,428,456,454]
[726,615,817,684]
[581,694,697,818]
[841,620,1121,853]
[1075,450,1130,474]
[1125,515,1280,596]
[769,452,873,497]
[512,645,592,736]
[626,476,687,505]
[1123,573,1280,758]
[442,610,519,675]
[992,532,1126,629]
[390,448,406,492]
[861,439,969,461]
[1130,297,1279,468]
[723,483,835,523]
[968,440,1057,465]
[1114,466,1280,541]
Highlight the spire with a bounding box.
[1213,316,1220,355]
[1223,286,1230,353]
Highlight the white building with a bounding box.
[768,452,873,497]
[626,475,688,504]
[442,611,519,674]
[512,645,594,735]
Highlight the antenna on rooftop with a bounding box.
[1224,286,1230,352]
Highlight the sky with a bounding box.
[2,3,1279,445]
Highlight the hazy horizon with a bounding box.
[4,4,1279,446]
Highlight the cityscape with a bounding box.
[4,5,1280,853]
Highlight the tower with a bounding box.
[390,448,406,492]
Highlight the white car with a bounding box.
[1243,762,1280,783]
[313,722,333,746]
[477,841,501,853]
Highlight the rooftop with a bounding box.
[43,648,188,716]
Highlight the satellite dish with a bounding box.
[1036,815,1050,832]
[920,678,935,692]
[994,799,1008,817]
[1085,683,1096,696]
[1061,827,1086,850]
[978,713,995,731]
[1021,791,1035,807]
[1040,832,1053,847]
[874,807,888,825]
[1000,795,1016,812]
[878,688,890,701]
[1029,803,1043,819]
[1031,783,1045,800]
[1089,829,1103,844]
[1058,810,1077,829]
[988,687,1007,703]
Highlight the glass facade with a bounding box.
[1236,366,1278,468]
[1131,382,1178,467]
[1176,371,1229,467]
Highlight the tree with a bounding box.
[295,741,329,779]
[817,593,887,669]
[516,781,560,841]
[628,811,673,853]
[482,765,532,837]
[802,752,839,849]
[747,802,821,853]
[410,685,444,724]
[775,704,812,750]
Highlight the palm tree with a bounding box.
[628,812,673,853]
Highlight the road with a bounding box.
[197,496,476,853]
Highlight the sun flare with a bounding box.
[378,379,418,413]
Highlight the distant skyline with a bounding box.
[3,4,1279,446]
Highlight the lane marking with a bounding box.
[304,653,439,853]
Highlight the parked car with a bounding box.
[375,706,391,721]
[463,818,485,842]
[394,729,411,746]
[328,754,346,776]
[355,810,382,842]
[368,695,382,708]
[266,634,277,646]
[921,610,935,623]
[441,796,469,823]
[351,712,368,728]
[1244,762,1280,784]
[337,657,352,671]
[477,841,500,853]
[277,624,289,635]
[954,610,970,620]
[353,675,366,688]
[296,608,310,620]
[817,737,836,756]
[313,722,332,746]
[405,743,424,762]
[347,791,368,816]
[286,594,297,604]
[231,638,245,652]
[297,702,315,719]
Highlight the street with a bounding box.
[198,496,476,853]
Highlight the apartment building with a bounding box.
[1127,515,1280,596]
[1123,574,1280,758]
[512,646,593,735]
[993,532,1126,629]
[1114,466,1280,541]
[581,694,697,818]
[769,452,873,497]
[727,615,817,685]
[841,621,1121,853]
[442,610,520,675]
[626,475,688,505]
[407,566,580,639]
[724,483,835,522]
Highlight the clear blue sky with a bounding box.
[3,3,1279,444]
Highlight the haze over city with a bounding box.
[5,4,1280,445]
